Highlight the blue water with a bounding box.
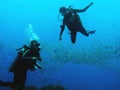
[0,0,120,90]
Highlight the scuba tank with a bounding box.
[9,45,29,72]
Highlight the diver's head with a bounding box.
[59,7,68,16]
[30,40,41,51]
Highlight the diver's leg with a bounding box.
[0,72,22,88]
[0,81,15,88]
[79,26,89,36]
[0,73,18,88]
[79,25,96,36]
[15,71,27,90]
[71,31,77,44]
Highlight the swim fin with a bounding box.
[89,30,96,34]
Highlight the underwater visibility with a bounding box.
[0,0,120,90]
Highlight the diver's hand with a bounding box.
[59,36,62,40]
[36,64,43,69]
[32,57,37,61]
[89,2,93,7]
[38,58,42,61]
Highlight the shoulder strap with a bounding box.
[22,49,30,57]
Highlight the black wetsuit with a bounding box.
[63,11,89,43]
[1,48,41,90]
[59,3,94,43]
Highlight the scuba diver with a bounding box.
[0,40,42,90]
[59,2,96,44]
